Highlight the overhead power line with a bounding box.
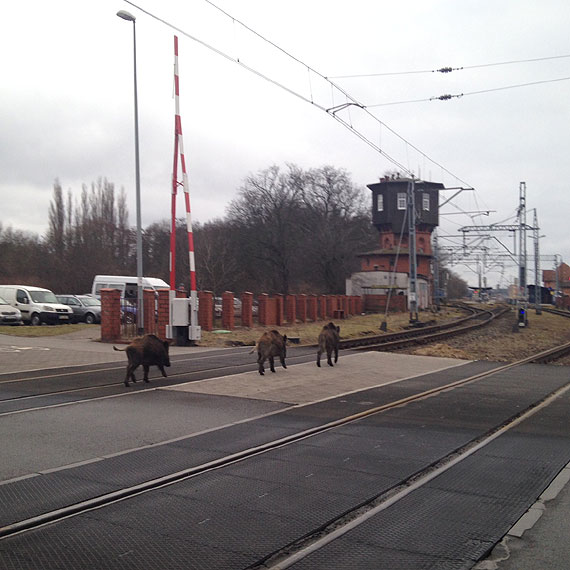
[366,76,570,107]
[329,53,570,79]
[123,0,474,189]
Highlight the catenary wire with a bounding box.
[366,76,570,107]
[329,53,570,79]
[122,0,473,188]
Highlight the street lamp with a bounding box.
[117,9,144,334]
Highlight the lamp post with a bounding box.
[117,9,144,334]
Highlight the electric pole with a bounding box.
[408,178,419,322]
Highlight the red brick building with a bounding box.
[543,262,570,308]
[347,176,443,312]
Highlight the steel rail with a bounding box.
[542,306,570,318]
[349,306,508,351]
[1,336,569,540]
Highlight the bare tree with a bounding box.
[227,165,303,295]
[296,165,374,292]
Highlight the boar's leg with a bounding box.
[125,359,138,387]
[158,364,168,378]
[280,355,287,369]
[257,353,265,375]
[142,364,150,383]
[327,349,334,367]
[334,346,339,364]
[316,348,322,367]
[269,355,276,373]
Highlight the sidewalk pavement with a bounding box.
[475,465,570,570]
[0,325,568,568]
[0,325,214,374]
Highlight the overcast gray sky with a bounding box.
[2,0,569,288]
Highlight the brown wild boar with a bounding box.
[317,322,340,367]
[254,330,287,375]
[113,334,171,387]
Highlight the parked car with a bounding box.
[0,295,22,325]
[214,296,242,317]
[91,274,169,299]
[56,295,102,324]
[0,285,73,325]
[121,299,137,324]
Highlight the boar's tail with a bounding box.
[113,346,127,352]
[248,343,258,355]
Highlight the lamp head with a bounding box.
[117,10,136,22]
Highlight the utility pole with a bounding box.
[533,209,541,314]
[555,254,561,306]
[408,178,419,322]
[433,229,440,310]
[517,181,528,326]
[518,182,527,300]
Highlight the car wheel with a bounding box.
[30,313,41,326]
[85,313,95,325]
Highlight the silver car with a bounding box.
[0,295,22,325]
[56,295,102,324]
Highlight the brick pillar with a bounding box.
[318,295,327,320]
[198,291,214,331]
[156,289,170,340]
[222,291,235,330]
[258,293,269,325]
[286,294,296,323]
[343,295,350,316]
[307,294,318,321]
[101,288,121,342]
[275,294,284,326]
[241,291,254,328]
[143,289,155,334]
[326,295,335,319]
[296,294,307,323]
[355,296,363,314]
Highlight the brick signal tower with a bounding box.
[348,175,443,311]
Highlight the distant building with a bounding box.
[543,262,570,308]
[347,175,444,312]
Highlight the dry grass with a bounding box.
[409,308,570,363]
[198,306,466,348]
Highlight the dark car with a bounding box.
[56,295,102,324]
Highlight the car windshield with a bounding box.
[80,297,101,307]
[30,290,58,303]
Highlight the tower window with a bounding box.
[422,193,430,211]
[397,192,406,210]
[377,194,384,212]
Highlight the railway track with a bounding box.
[2,302,567,412]
[1,338,569,551]
[339,303,508,352]
[542,306,570,318]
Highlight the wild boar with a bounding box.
[255,330,287,375]
[317,322,340,367]
[113,334,171,387]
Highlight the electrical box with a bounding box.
[188,325,201,341]
[171,298,190,326]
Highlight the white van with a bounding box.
[91,275,169,299]
[0,285,74,326]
